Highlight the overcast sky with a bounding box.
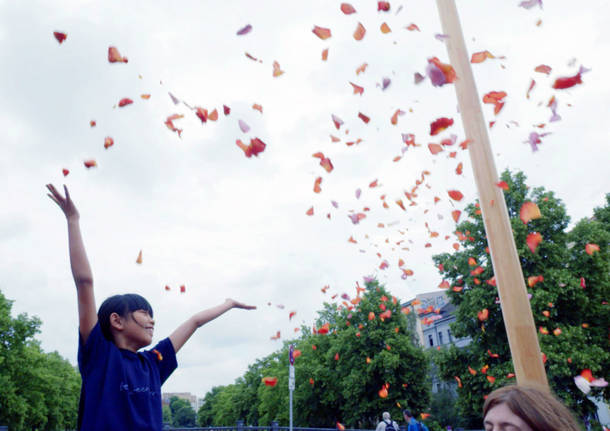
[1,0,608,398]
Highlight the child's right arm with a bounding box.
[47,184,97,343]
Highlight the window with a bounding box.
[428,334,434,347]
[447,329,452,343]
[438,331,444,345]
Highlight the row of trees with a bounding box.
[0,290,81,431]
[197,282,432,429]
[431,171,609,428]
[196,171,608,430]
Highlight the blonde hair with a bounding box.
[483,385,581,431]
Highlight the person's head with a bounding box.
[483,385,581,431]
[402,410,413,420]
[382,412,391,421]
[98,294,154,348]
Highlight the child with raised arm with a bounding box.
[46,184,256,431]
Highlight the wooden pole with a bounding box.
[435,0,548,389]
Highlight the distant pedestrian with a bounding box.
[483,385,581,431]
[375,412,399,431]
[402,410,429,431]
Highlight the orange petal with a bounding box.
[306,207,314,216]
[520,202,542,224]
[104,137,114,149]
[471,50,495,63]
[321,48,329,61]
[353,22,366,41]
[272,61,284,77]
[356,63,368,74]
[136,250,143,264]
[406,23,420,31]
[428,143,443,155]
[350,82,364,95]
[313,177,322,193]
[534,64,552,75]
[451,210,461,223]
[585,243,600,255]
[526,232,542,253]
[380,23,391,34]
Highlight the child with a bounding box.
[47,184,256,431]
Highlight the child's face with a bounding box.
[125,309,155,348]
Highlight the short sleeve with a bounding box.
[145,338,177,384]
[78,322,111,375]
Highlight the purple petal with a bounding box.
[238,119,250,133]
[426,62,447,87]
[236,24,252,35]
[382,77,391,90]
[355,188,361,199]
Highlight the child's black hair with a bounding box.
[97,293,154,341]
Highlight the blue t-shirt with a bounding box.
[77,322,177,431]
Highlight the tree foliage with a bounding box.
[432,172,609,428]
[198,281,429,428]
[170,396,197,427]
[0,289,81,431]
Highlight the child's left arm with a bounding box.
[169,298,256,353]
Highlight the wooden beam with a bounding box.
[435,0,548,389]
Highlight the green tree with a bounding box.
[162,404,172,425]
[170,396,197,427]
[198,386,223,426]
[0,289,80,431]
[255,280,429,428]
[432,171,609,428]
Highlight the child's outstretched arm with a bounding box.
[47,184,97,343]
[169,298,256,353]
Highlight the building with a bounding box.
[403,290,471,393]
[162,392,200,411]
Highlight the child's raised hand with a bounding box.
[226,298,256,310]
[47,184,79,220]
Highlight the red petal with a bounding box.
[83,159,97,168]
[53,32,67,44]
[455,162,463,175]
[223,105,231,115]
[108,46,128,63]
[104,137,114,149]
[118,98,133,107]
[62,168,70,177]
[448,190,463,201]
[377,1,390,11]
[358,112,370,123]
[406,23,420,31]
[340,3,356,14]
[430,117,454,136]
[496,181,509,190]
[313,26,332,40]
[306,207,314,216]
[350,82,364,95]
